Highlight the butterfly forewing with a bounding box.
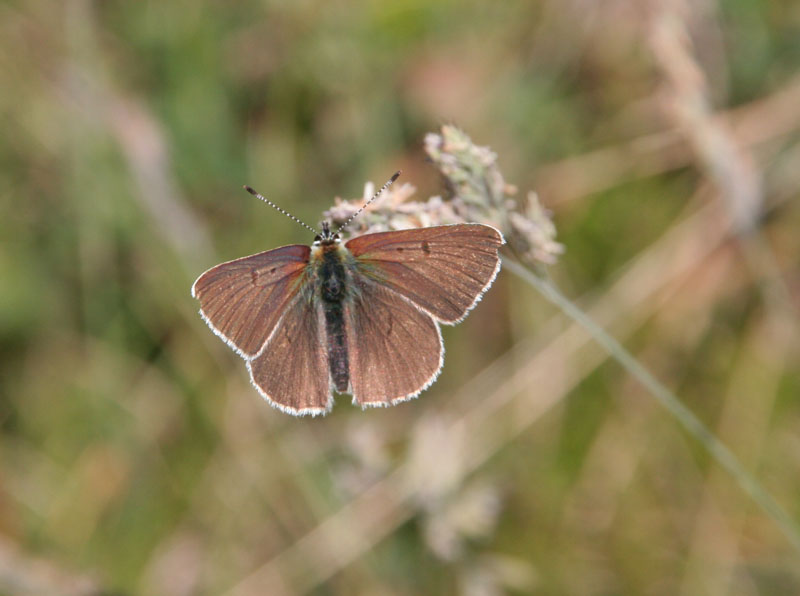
[345,224,504,324]
[346,278,443,406]
[247,292,331,415]
[191,245,310,358]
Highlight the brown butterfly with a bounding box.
[191,173,504,416]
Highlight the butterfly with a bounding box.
[191,173,504,416]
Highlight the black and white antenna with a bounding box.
[243,185,318,236]
[244,170,400,238]
[334,171,401,235]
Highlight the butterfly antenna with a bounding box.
[244,186,319,235]
[334,171,401,235]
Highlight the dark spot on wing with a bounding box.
[421,241,431,255]
[251,266,279,285]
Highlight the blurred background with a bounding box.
[1,0,800,594]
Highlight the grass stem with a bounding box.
[503,256,800,554]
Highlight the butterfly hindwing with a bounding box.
[247,291,331,415]
[345,277,443,406]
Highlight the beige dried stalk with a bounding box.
[324,125,563,268]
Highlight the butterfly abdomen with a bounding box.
[317,245,350,392]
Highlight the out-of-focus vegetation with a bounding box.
[1,1,800,594]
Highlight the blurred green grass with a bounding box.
[1,0,800,594]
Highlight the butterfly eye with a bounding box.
[314,234,322,243]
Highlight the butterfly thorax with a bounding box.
[312,243,347,303]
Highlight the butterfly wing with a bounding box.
[191,245,310,359]
[345,277,443,406]
[345,224,504,324]
[247,292,331,415]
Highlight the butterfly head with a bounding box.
[313,221,340,247]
